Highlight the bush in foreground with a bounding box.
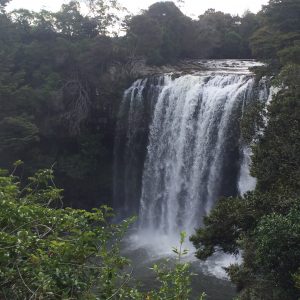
[0,164,204,299]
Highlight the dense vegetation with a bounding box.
[0,0,266,209]
[191,0,300,299]
[0,0,299,299]
[125,3,257,64]
[0,164,203,299]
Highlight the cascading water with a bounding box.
[113,77,166,217]
[114,60,269,254]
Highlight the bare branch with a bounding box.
[106,267,134,300]
[61,78,92,135]
[16,265,35,296]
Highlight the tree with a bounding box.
[0,167,140,299]
[148,232,206,300]
[0,0,10,12]
[55,1,98,37]
[126,14,164,64]
[125,1,192,64]
[191,191,300,299]
[252,64,300,193]
[0,116,39,152]
[250,0,300,60]
[262,0,300,32]
[239,11,259,57]
[85,0,124,35]
[194,9,245,58]
[254,210,300,292]
[0,167,206,299]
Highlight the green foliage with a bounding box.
[1,0,293,209]
[125,3,257,65]
[194,9,244,59]
[252,64,300,194]
[86,0,124,35]
[262,0,300,32]
[254,209,300,289]
[275,62,300,91]
[191,190,300,257]
[225,209,300,299]
[250,26,278,58]
[0,1,299,298]
[0,116,39,152]
[278,45,300,65]
[293,269,300,290]
[54,1,98,37]
[0,169,205,299]
[250,0,300,60]
[148,232,206,300]
[191,192,300,298]
[0,0,133,207]
[0,167,142,299]
[191,197,243,259]
[240,100,265,144]
[126,2,190,65]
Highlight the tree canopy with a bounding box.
[0,1,299,297]
[0,0,266,208]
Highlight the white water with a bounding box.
[238,80,277,196]
[114,60,269,278]
[139,74,254,242]
[238,146,257,195]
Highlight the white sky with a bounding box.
[7,0,269,17]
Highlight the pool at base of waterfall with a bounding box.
[122,233,238,300]
[120,228,240,299]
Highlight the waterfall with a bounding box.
[114,60,268,250]
[139,74,254,237]
[238,146,257,195]
[113,76,165,217]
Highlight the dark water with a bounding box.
[123,246,237,300]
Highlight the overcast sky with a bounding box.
[7,0,269,17]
